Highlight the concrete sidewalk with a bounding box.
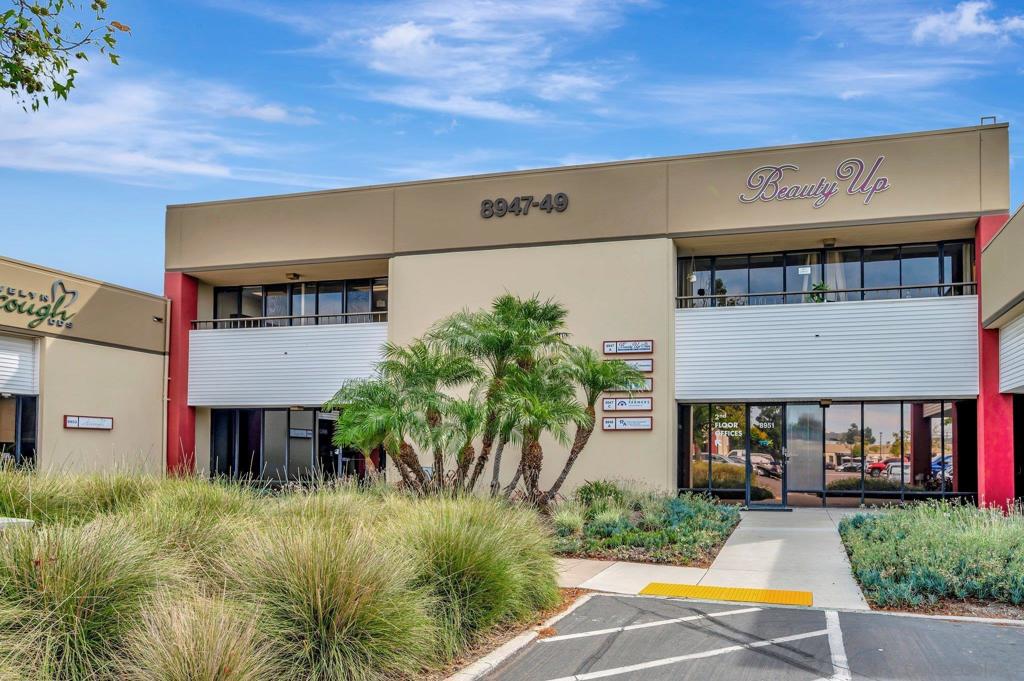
[558,507,869,610]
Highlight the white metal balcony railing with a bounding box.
[675,294,979,402]
[676,282,977,308]
[187,320,387,407]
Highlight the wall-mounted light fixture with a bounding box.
[285,272,301,281]
[823,238,836,249]
[152,316,164,323]
[819,399,833,409]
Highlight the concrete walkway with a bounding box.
[558,507,869,610]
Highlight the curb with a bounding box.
[445,593,594,681]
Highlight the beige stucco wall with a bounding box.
[981,204,1024,327]
[388,237,678,493]
[36,337,165,474]
[167,125,1009,274]
[194,407,211,476]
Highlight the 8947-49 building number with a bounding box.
[481,193,568,218]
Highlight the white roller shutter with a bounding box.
[999,314,1024,393]
[0,334,38,395]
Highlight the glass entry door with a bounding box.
[747,404,785,507]
[785,404,825,504]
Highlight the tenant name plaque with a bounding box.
[608,377,653,392]
[603,417,653,431]
[623,358,653,372]
[602,397,653,412]
[603,339,653,354]
[64,415,113,430]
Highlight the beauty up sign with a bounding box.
[739,156,891,209]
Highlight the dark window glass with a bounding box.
[372,278,389,321]
[715,256,748,306]
[900,244,939,298]
[749,254,784,305]
[240,286,262,319]
[17,395,35,467]
[264,285,290,327]
[346,280,371,323]
[825,249,861,302]
[785,252,822,304]
[291,283,317,326]
[288,410,315,480]
[941,242,973,296]
[863,247,899,300]
[214,288,240,328]
[211,410,235,477]
[238,410,261,479]
[263,410,287,480]
[318,282,344,324]
[686,257,713,308]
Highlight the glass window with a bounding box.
[785,252,822,304]
[942,242,973,296]
[748,254,784,305]
[318,282,344,324]
[238,410,261,479]
[263,410,288,480]
[900,244,939,299]
[825,403,862,493]
[862,403,903,492]
[786,404,823,491]
[863,247,899,300]
[291,283,317,326]
[211,410,235,478]
[825,249,861,302]
[372,278,389,321]
[264,285,290,327]
[0,395,15,461]
[715,256,748,307]
[709,403,746,489]
[240,286,262,319]
[288,410,315,480]
[685,404,711,488]
[214,288,240,328]
[685,257,713,308]
[748,404,782,503]
[17,396,36,466]
[346,280,371,323]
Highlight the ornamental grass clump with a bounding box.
[223,516,436,681]
[0,517,175,680]
[0,466,155,525]
[392,496,559,660]
[840,501,1024,607]
[119,593,285,681]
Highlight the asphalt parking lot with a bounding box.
[485,594,1024,681]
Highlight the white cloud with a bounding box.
[0,69,338,187]
[221,0,646,122]
[913,1,1024,44]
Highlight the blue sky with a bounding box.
[2,0,1024,294]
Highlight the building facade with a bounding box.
[0,257,168,473]
[164,123,1024,507]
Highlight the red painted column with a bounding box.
[165,272,198,474]
[976,214,1014,508]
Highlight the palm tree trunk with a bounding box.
[398,441,428,492]
[391,452,415,488]
[523,438,544,502]
[488,434,508,497]
[427,408,444,491]
[542,410,595,505]
[455,442,475,489]
[503,442,526,499]
[467,410,497,491]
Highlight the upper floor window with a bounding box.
[209,278,388,328]
[678,240,973,308]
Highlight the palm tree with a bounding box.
[431,294,568,492]
[378,339,479,489]
[501,358,587,502]
[324,377,429,491]
[445,388,487,490]
[540,347,644,506]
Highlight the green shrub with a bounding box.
[394,496,558,660]
[575,480,626,508]
[690,463,774,500]
[223,517,437,680]
[0,517,175,680]
[552,501,586,537]
[0,467,156,525]
[840,501,1024,607]
[119,593,285,681]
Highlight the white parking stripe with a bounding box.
[544,628,830,681]
[540,607,762,643]
[826,610,852,681]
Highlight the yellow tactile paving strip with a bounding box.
[639,582,813,607]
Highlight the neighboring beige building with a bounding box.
[0,257,168,473]
[164,123,1024,507]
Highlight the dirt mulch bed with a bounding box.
[422,587,590,680]
[873,598,1024,621]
